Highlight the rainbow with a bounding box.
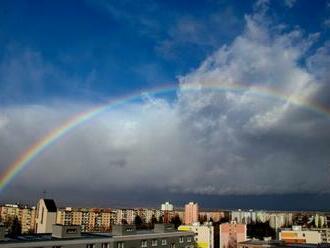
[0,83,329,192]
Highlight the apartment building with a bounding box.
[0,223,195,248]
[0,204,36,234]
[219,222,247,248]
[184,202,199,225]
[19,207,36,233]
[311,228,330,243]
[178,222,214,248]
[279,226,322,244]
[238,240,330,248]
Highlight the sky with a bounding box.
[0,0,329,210]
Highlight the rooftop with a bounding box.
[0,228,193,244]
[43,199,57,212]
[239,240,330,248]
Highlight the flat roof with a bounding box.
[239,240,330,248]
[0,230,194,245]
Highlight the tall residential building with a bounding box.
[35,198,57,233]
[184,202,199,225]
[161,202,174,211]
[179,222,214,248]
[0,204,36,234]
[19,206,36,233]
[219,222,246,248]
[0,204,20,224]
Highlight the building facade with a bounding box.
[35,198,57,233]
[178,222,214,248]
[279,226,322,244]
[0,224,195,248]
[219,222,246,248]
[184,202,199,225]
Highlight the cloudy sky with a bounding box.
[0,0,329,210]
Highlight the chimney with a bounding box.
[51,224,81,239]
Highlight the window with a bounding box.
[52,246,62,248]
[86,245,95,248]
[117,242,125,248]
[152,239,158,246]
[170,243,175,248]
[102,244,110,248]
[162,239,167,245]
[142,240,148,247]
[179,237,184,243]
[41,207,44,224]
[187,237,192,243]
[66,228,77,233]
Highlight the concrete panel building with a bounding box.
[279,226,322,244]
[219,222,246,248]
[311,228,330,243]
[161,202,174,211]
[0,223,195,248]
[238,240,330,248]
[178,222,214,248]
[184,202,199,225]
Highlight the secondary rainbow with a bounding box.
[1,83,329,192]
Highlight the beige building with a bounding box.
[179,222,214,248]
[238,240,324,248]
[56,207,112,232]
[311,227,330,243]
[0,204,20,224]
[279,226,322,244]
[35,198,57,233]
[19,207,36,233]
[0,204,36,234]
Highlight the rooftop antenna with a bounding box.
[42,190,47,199]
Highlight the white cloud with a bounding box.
[284,0,296,8]
[0,2,330,202]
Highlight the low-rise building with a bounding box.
[310,228,330,243]
[238,240,330,248]
[279,226,322,244]
[0,223,195,248]
[178,222,214,248]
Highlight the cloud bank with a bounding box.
[0,2,329,204]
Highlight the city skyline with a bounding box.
[0,0,330,209]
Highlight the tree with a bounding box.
[247,221,276,240]
[134,215,143,228]
[199,214,207,223]
[170,214,182,228]
[9,217,21,238]
[150,215,158,228]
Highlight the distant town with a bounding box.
[0,198,329,248]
